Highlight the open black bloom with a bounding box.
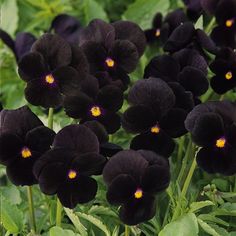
[183,0,203,21]
[164,22,217,55]
[34,124,106,208]
[210,0,236,48]
[0,106,55,185]
[144,51,208,103]
[79,19,145,87]
[185,101,236,176]
[103,150,170,225]
[50,14,82,45]
[122,78,181,157]
[0,29,36,62]
[209,47,236,94]
[145,9,188,44]
[64,77,123,134]
[18,33,86,108]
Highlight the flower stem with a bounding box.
[48,108,54,129]
[125,225,130,236]
[27,186,36,233]
[56,198,63,227]
[205,17,216,34]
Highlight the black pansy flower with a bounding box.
[0,29,36,62]
[0,106,55,185]
[145,9,188,44]
[103,149,170,225]
[50,14,82,45]
[183,0,203,21]
[185,101,236,176]
[18,33,87,108]
[34,124,106,208]
[144,51,208,102]
[122,78,181,157]
[83,120,123,157]
[210,0,236,48]
[79,19,145,87]
[64,77,123,134]
[164,21,217,55]
[209,47,236,94]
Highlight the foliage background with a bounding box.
[0,0,236,236]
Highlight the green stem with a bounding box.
[181,148,197,198]
[27,186,36,233]
[125,225,130,236]
[56,198,63,227]
[48,108,54,129]
[177,136,185,163]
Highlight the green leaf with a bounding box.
[0,186,21,205]
[213,203,236,216]
[122,0,170,29]
[195,15,204,30]
[197,218,221,236]
[83,0,109,24]
[49,226,79,236]
[209,224,229,236]
[198,214,229,227]
[211,178,229,191]
[76,212,110,236]
[88,205,117,218]
[159,213,199,236]
[0,197,23,233]
[0,0,18,36]
[64,208,88,236]
[189,201,214,213]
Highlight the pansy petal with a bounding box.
[178,66,209,96]
[227,124,236,148]
[24,79,62,108]
[64,92,93,119]
[160,108,188,138]
[52,66,81,95]
[145,29,159,43]
[141,163,170,193]
[119,194,156,225]
[100,142,123,157]
[25,126,55,153]
[191,113,224,146]
[97,85,123,111]
[164,22,195,53]
[113,21,146,57]
[71,152,106,175]
[0,132,23,165]
[106,174,137,205]
[103,150,148,185]
[144,55,180,81]
[211,75,236,94]
[122,105,157,133]
[0,106,43,137]
[18,52,48,81]
[15,32,36,60]
[200,0,218,14]
[81,41,107,73]
[53,124,99,154]
[110,40,139,73]
[83,120,108,143]
[130,132,175,157]
[57,175,97,208]
[7,155,38,186]
[31,33,72,69]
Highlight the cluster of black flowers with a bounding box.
[0,3,235,227]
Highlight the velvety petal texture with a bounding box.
[103,150,170,225]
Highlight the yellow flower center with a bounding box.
[155,29,161,37]
[151,125,160,134]
[90,106,102,117]
[225,71,232,80]
[45,74,55,84]
[225,19,234,27]
[134,189,143,199]
[216,138,226,148]
[21,147,32,159]
[68,170,77,179]
[105,58,115,67]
